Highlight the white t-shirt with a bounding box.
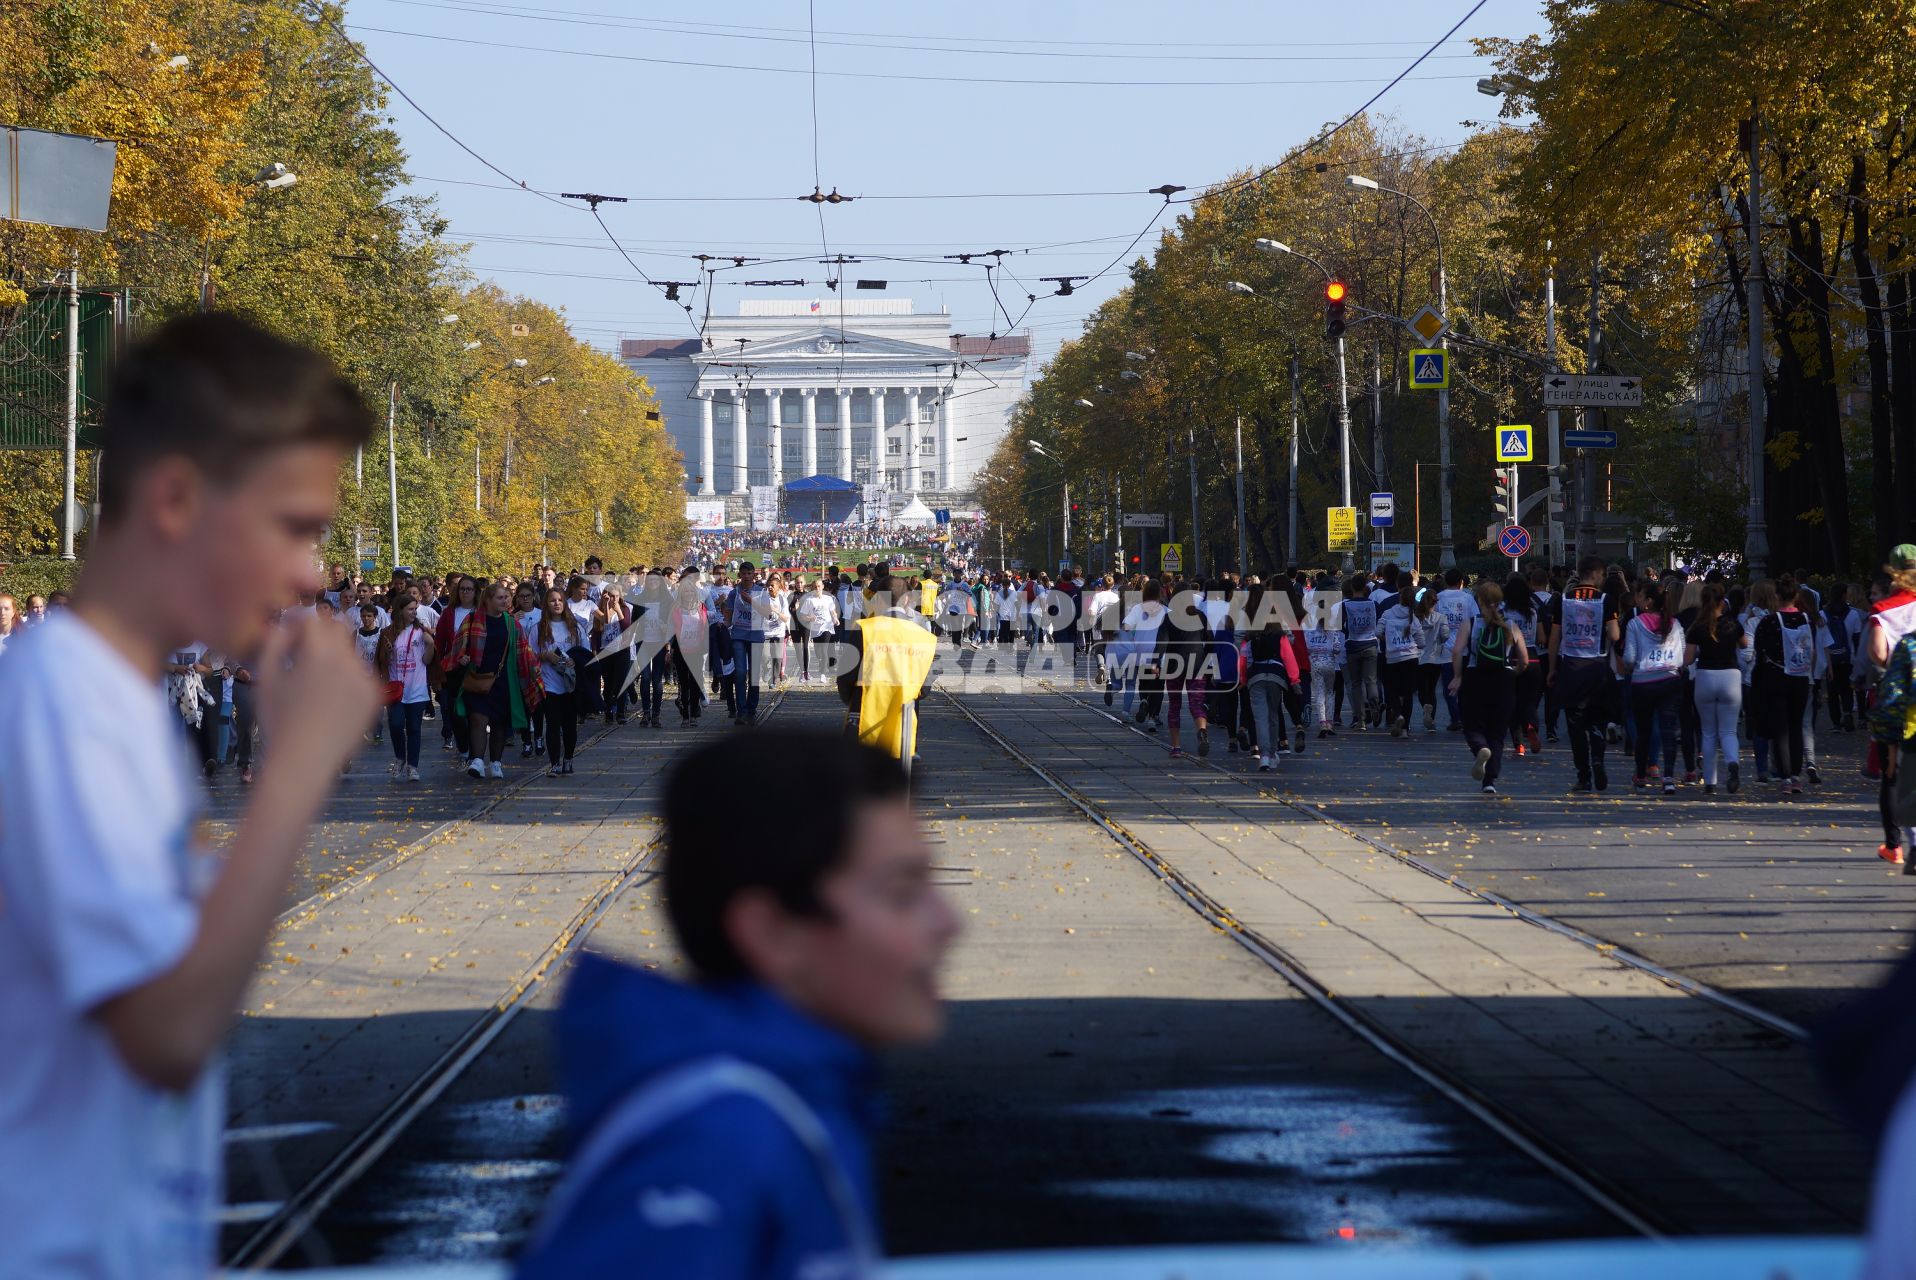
[537,617,578,694]
[567,598,598,651]
[1435,588,1479,634]
[413,601,440,631]
[386,625,433,704]
[0,613,223,1277]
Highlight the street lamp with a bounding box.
[1028,441,1069,568]
[1345,172,1454,569]
[1236,255,1354,571]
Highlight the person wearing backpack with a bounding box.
[1448,579,1529,795]
[1754,577,1819,796]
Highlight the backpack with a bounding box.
[1473,619,1509,670]
[1869,634,1916,745]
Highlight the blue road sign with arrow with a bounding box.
[1562,429,1617,449]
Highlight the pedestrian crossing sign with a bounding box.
[1408,348,1448,389]
[1497,424,1534,463]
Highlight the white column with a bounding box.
[802,387,818,478]
[698,391,715,495]
[937,393,952,490]
[731,390,748,494]
[768,388,784,489]
[837,387,853,480]
[906,387,922,493]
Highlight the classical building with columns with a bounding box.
[621,299,1029,518]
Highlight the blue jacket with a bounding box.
[515,955,881,1279]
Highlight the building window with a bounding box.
[780,394,802,426]
[921,469,936,489]
[851,395,873,423]
[919,437,935,456]
[886,436,901,456]
[816,394,839,424]
[715,402,734,427]
[918,401,935,424]
[887,469,904,489]
[747,397,767,427]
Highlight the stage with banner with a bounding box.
[783,474,860,524]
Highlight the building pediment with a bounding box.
[692,326,957,368]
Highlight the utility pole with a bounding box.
[1436,247,1454,569]
[386,381,400,571]
[1335,334,1354,573]
[1187,423,1201,577]
[1544,246,1564,567]
[1234,414,1247,577]
[1741,113,1770,579]
[1372,346,1385,559]
[61,250,79,561]
[1578,260,1603,560]
[1288,355,1301,566]
[1114,472,1125,579]
[1062,481,1071,569]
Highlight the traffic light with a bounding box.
[1324,280,1348,340]
[1492,468,1511,518]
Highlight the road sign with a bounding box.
[1407,348,1448,389]
[1406,304,1447,345]
[1122,512,1167,528]
[1369,492,1395,527]
[1497,524,1532,559]
[1370,540,1414,569]
[1160,543,1184,574]
[1542,374,1642,408]
[935,508,950,524]
[1563,429,1618,449]
[1327,506,1358,553]
[1496,424,1533,463]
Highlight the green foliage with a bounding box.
[0,555,81,601]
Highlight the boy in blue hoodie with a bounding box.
[518,730,960,1279]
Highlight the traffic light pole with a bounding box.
[1335,334,1354,573]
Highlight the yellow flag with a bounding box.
[856,615,937,759]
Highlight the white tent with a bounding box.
[895,496,937,527]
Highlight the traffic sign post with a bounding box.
[1369,492,1394,528]
[1408,348,1448,389]
[1542,374,1642,408]
[1160,543,1184,574]
[1327,506,1358,553]
[1496,424,1534,463]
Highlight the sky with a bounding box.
[345,0,1550,368]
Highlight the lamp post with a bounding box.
[1029,439,1068,568]
[1345,174,1453,568]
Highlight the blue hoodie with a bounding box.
[516,954,881,1279]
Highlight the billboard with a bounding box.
[749,485,780,531]
[685,499,728,531]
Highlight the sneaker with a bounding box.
[1703,782,1716,795]
[1572,775,1592,793]
[1633,775,1647,789]
[1727,763,1741,794]
[388,760,402,780]
[1423,708,1437,731]
[1546,730,1559,744]
[1683,771,1698,785]
[1879,844,1906,866]
[1168,746,1183,758]
[1647,764,1662,781]
[1447,721,1463,733]
[562,759,575,775]
[1471,746,1492,782]
[1778,777,1793,797]
[1525,726,1542,753]
[1604,723,1623,745]
[1258,758,1273,772]
[1227,739,1239,753]
[1789,779,1804,795]
[521,742,535,758]
[550,763,564,777]
[467,757,485,779]
[1481,783,1497,795]
[1197,727,1210,757]
[1317,726,1332,739]
[1147,717,1160,734]
[1594,763,1610,792]
[1105,688,1115,706]
[239,765,254,785]
[1391,716,1406,738]
[1514,743,1528,758]
[1134,708,1148,724]
[1806,764,1821,785]
[407,766,421,782]
[1293,728,1306,755]
[488,761,505,780]
[1663,779,1677,796]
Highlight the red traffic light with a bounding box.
[1130,554,1141,564]
[1325,280,1348,303]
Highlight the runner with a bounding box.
[1547,554,1623,793]
[1450,578,1529,795]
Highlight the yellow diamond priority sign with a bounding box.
[1408,303,1447,345]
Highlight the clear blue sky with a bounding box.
[344,0,1548,365]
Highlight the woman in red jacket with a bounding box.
[434,574,478,760]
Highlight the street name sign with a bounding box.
[1496,424,1533,463]
[1408,348,1448,389]
[1563,429,1618,450]
[1122,512,1167,528]
[1543,374,1642,408]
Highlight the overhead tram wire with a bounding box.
[1174,0,1491,204]
[371,0,1487,62]
[343,25,1487,88]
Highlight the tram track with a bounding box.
[225,684,792,1270]
[941,685,1673,1239]
[1035,677,1811,1045]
